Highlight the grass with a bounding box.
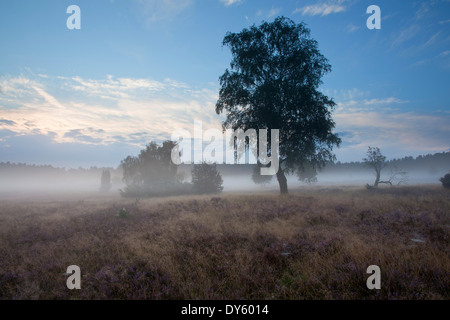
[0,185,448,299]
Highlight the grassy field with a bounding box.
[0,185,448,300]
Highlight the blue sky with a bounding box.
[0,0,449,168]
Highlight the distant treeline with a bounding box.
[0,151,449,183]
[323,151,450,175]
[207,151,450,177]
[0,162,119,176]
[167,152,450,179]
[0,162,123,189]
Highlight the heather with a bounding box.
[0,186,448,299]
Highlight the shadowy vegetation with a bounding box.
[120,141,193,198]
[0,186,448,299]
[120,143,224,197]
[192,163,223,194]
[440,172,450,189]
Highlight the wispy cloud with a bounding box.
[268,7,281,18]
[254,7,282,19]
[334,97,408,116]
[0,74,222,148]
[347,23,359,33]
[69,75,168,100]
[413,0,443,20]
[333,95,450,160]
[410,50,450,68]
[294,1,348,16]
[220,0,243,7]
[390,25,421,49]
[135,0,193,24]
[384,0,450,58]
[423,31,442,48]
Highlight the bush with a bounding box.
[117,207,129,218]
[440,173,450,189]
[192,163,223,194]
[365,183,376,190]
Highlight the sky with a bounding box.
[0,0,449,168]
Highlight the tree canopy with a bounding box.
[215,16,341,194]
[120,141,181,196]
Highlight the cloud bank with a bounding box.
[0,75,448,166]
[0,74,222,150]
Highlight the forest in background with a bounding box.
[0,151,448,193]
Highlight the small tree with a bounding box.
[99,169,112,192]
[192,163,223,194]
[440,172,450,189]
[363,146,386,187]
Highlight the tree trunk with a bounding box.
[374,169,380,187]
[276,167,288,194]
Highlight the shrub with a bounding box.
[191,163,223,194]
[117,207,129,218]
[365,183,375,190]
[440,173,450,189]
